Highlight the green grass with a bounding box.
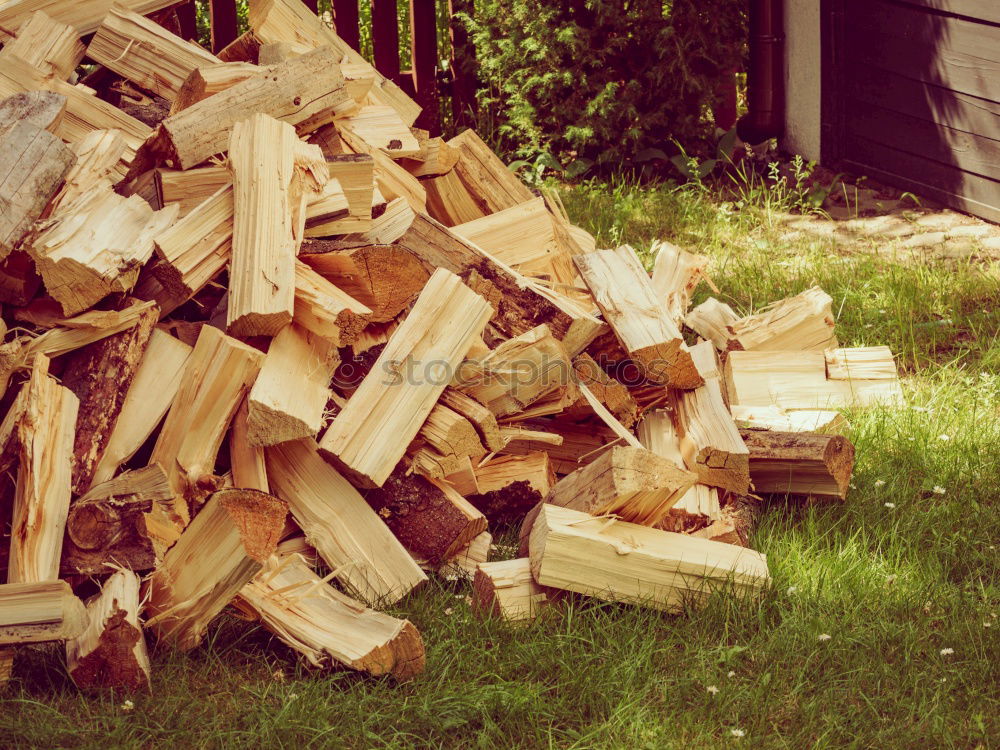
[3,180,1000,749]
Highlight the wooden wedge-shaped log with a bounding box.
[0,10,85,80]
[241,554,425,679]
[438,388,506,452]
[51,129,131,212]
[529,504,770,612]
[567,353,638,429]
[230,398,269,492]
[265,439,427,603]
[727,286,837,352]
[0,0,179,42]
[437,530,491,580]
[649,240,710,326]
[66,570,151,693]
[544,445,697,527]
[472,558,555,623]
[154,165,231,217]
[418,403,486,459]
[293,261,371,346]
[0,90,65,137]
[0,580,86,645]
[171,62,261,114]
[685,297,740,351]
[575,246,702,389]
[144,488,286,650]
[741,429,855,501]
[320,268,492,488]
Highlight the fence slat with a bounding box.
[449,0,477,128]
[175,1,198,43]
[409,0,440,133]
[332,0,361,51]
[209,0,239,53]
[371,0,401,82]
[301,0,319,12]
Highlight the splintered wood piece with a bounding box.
[155,165,230,217]
[299,243,427,324]
[87,6,220,101]
[148,325,264,549]
[439,388,505,452]
[329,124,426,212]
[7,355,79,583]
[217,31,262,63]
[170,62,261,113]
[152,183,233,306]
[741,429,855,500]
[0,10,85,80]
[149,47,352,170]
[669,341,750,494]
[362,466,487,566]
[20,300,157,365]
[0,0,179,42]
[649,240,710,326]
[324,153,376,219]
[407,446,469,482]
[569,353,638,429]
[248,0,420,126]
[457,324,575,419]
[545,445,697,527]
[61,303,157,494]
[501,419,615,475]
[472,558,554,622]
[825,345,899,381]
[302,172,375,237]
[730,405,845,433]
[91,329,192,486]
[61,465,168,575]
[436,531,491,580]
[418,404,486,459]
[575,246,703,389]
[27,189,178,316]
[0,580,86,645]
[51,129,131,211]
[144,488,286,650]
[66,570,150,692]
[0,117,75,259]
[227,113,298,337]
[247,324,336,446]
[293,261,372,346]
[451,198,576,285]
[399,132,460,177]
[265,439,427,603]
[529,504,770,612]
[319,268,492,488]
[335,105,421,157]
[230,398,268,492]
[728,286,837,351]
[423,128,534,226]
[468,452,555,525]
[240,554,425,679]
[685,297,739,350]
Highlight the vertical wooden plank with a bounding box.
[410,0,440,133]
[449,0,477,128]
[302,0,320,12]
[333,0,361,51]
[175,1,199,43]
[371,0,401,82]
[210,0,239,53]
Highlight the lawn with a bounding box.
[2,179,999,749]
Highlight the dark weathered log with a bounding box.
[740,429,855,500]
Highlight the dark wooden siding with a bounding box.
[822,0,1000,221]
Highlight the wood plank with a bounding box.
[332,0,361,50]
[448,0,477,128]
[371,0,401,82]
[209,0,239,53]
[409,0,440,133]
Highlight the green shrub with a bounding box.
[464,0,747,171]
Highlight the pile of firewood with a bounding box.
[0,0,904,691]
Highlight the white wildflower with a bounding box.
[884,502,896,509]
[288,693,299,701]
[707,685,720,695]
[444,607,454,616]
[938,434,950,441]
[886,574,898,585]
[787,586,798,595]
[874,479,886,487]
[121,699,134,712]
[932,486,946,495]
[984,621,992,629]
[727,670,736,678]
[817,633,832,642]
[730,729,745,738]
[940,647,954,656]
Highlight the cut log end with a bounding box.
[632,342,704,390]
[227,310,293,339]
[217,489,289,563]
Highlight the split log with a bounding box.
[144,488,287,650]
[51,129,131,212]
[567,353,639,429]
[87,6,221,101]
[501,418,615,475]
[418,404,486,459]
[437,531,491,580]
[329,124,426,212]
[362,465,487,566]
[544,445,697,527]
[727,286,837,351]
[685,297,739,351]
[574,246,703,389]
[27,188,178,315]
[423,128,535,226]
[407,445,470,482]
[91,329,192,486]
[170,62,261,113]
[302,169,377,237]
[60,303,157,493]
[142,47,353,171]
[399,131,460,177]
[0,10,85,80]
[335,105,421,157]
[730,405,845,433]
[472,558,555,622]
[668,341,750,494]
[0,115,75,259]
[439,388,506,452]
[741,429,855,500]
[0,90,65,137]
[825,345,900,381]
[293,260,371,346]
[229,398,268,492]
[319,268,492,488]
[265,439,427,603]
[0,580,86,645]
[147,325,264,550]
[217,31,261,63]
[0,0,179,42]
[7,355,79,583]
[649,240,710,326]
[246,324,336,446]
[66,570,150,692]
[299,243,428,324]
[528,504,770,612]
[240,554,425,679]
[467,452,555,525]
[154,165,230,217]
[61,466,169,575]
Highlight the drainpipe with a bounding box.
[737,0,785,144]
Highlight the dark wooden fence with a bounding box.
[175,0,477,136]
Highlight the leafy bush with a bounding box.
[464,0,747,171]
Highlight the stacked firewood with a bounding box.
[0,0,903,691]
